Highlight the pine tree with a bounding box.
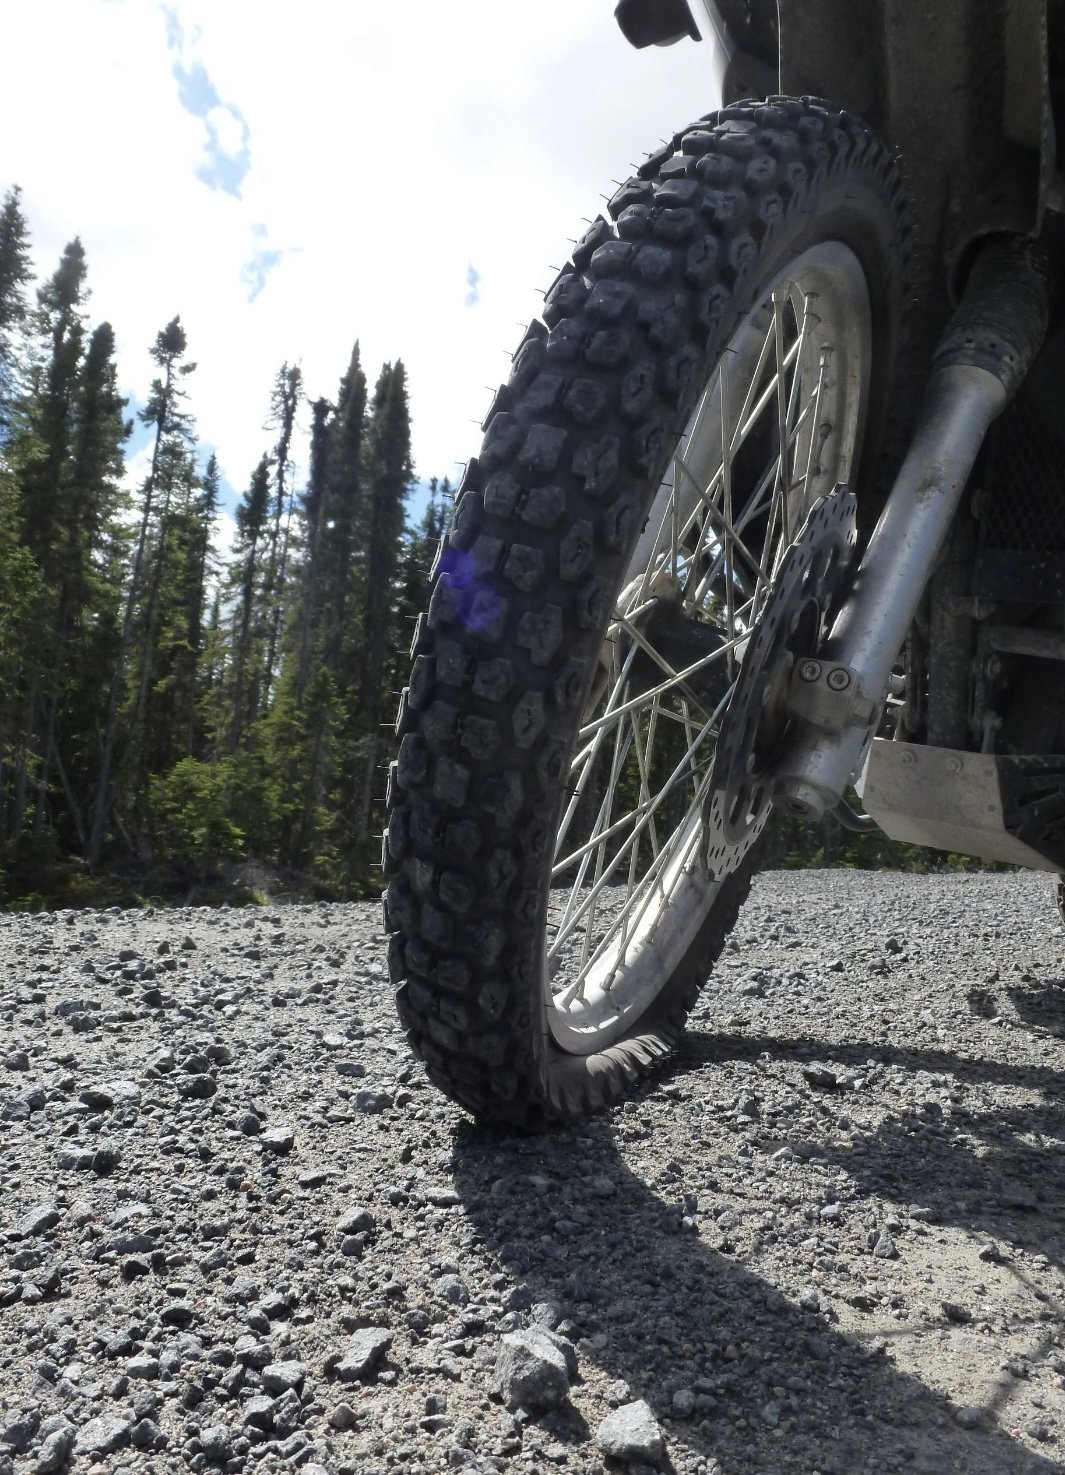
[320,342,366,676]
[261,363,302,711]
[8,240,89,836]
[350,360,413,856]
[228,452,271,752]
[43,321,130,848]
[90,315,195,864]
[292,395,334,712]
[0,185,33,438]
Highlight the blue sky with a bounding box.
[3,0,726,544]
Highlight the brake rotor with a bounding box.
[704,486,858,880]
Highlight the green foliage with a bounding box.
[1,189,1012,913]
[149,757,246,879]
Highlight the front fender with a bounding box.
[778,0,1050,295]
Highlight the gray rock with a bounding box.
[130,1418,161,1449]
[261,1361,307,1394]
[336,1206,375,1235]
[15,1204,60,1238]
[198,1425,230,1462]
[178,1074,216,1100]
[587,1175,617,1198]
[422,1185,460,1207]
[261,1126,295,1154]
[495,1328,570,1413]
[942,1301,972,1324]
[79,1084,115,1109]
[335,1328,392,1383]
[872,1231,898,1259]
[35,1426,73,1474]
[160,1301,196,1326]
[671,1389,695,1417]
[103,1078,141,1106]
[73,1414,131,1456]
[91,1142,121,1174]
[241,1396,276,1429]
[2,1414,39,1454]
[954,1405,983,1429]
[596,1401,665,1465]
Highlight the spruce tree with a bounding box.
[261,363,302,710]
[228,452,272,752]
[42,321,130,847]
[90,316,195,864]
[350,360,413,856]
[9,239,89,835]
[320,343,366,676]
[0,185,33,437]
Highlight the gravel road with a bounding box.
[3,870,1065,1475]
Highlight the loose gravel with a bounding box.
[3,870,1065,1475]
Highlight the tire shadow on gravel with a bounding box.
[449,1110,1061,1475]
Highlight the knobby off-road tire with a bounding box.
[384,98,909,1126]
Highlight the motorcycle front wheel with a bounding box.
[385,97,909,1125]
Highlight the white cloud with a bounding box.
[2,0,724,511]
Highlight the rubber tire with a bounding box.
[384,97,909,1127]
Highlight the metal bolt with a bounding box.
[826,667,851,692]
[946,755,963,774]
[986,656,1002,679]
[900,750,916,767]
[799,660,822,683]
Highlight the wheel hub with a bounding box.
[704,486,858,879]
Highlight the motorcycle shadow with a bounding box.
[676,1026,1065,1270]
[449,1069,1063,1475]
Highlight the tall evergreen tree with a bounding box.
[18,239,88,572]
[40,321,130,846]
[320,342,366,676]
[261,362,302,711]
[8,239,89,835]
[0,186,33,437]
[350,359,413,853]
[90,316,195,864]
[227,452,271,752]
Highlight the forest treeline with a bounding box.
[0,185,450,907]
[0,185,982,909]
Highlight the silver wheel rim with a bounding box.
[544,242,873,1052]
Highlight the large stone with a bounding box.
[334,1328,392,1383]
[260,1361,307,1394]
[73,1415,131,1457]
[596,1400,665,1465]
[335,1206,375,1235]
[495,1328,570,1412]
[14,1204,60,1238]
[35,1425,74,1474]
[261,1126,295,1154]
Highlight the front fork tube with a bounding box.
[773,236,1053,822]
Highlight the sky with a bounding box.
[2,0,726,536]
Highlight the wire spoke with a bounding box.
[541,246,869,1037]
